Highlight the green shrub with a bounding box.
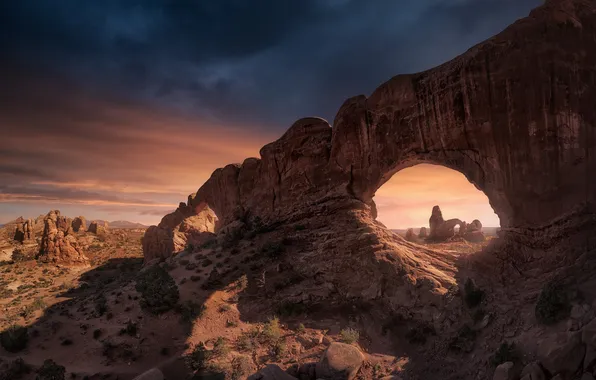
[0,325,28,353]
[219,304,232,313]
[490,342,518,367]
[270,339,286,360]
[185,343,211,372]
[464,278,484,308]
[262,317,282,343]
[212,337,230,358]
[535,281,570,324]
[230,355,253,380]
[296,323,306,333]
[237,329,259,352]
[340,328,360,344]
[178,301,206,323]
[36,359,65,380]
[135,266,180,314]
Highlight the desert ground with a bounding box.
[1,217,505,380]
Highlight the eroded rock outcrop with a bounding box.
[72,216,86,233]
[461,219,485,242]
[88,220,108,234]
[146,0,596,262]
[142,202,217,264]
[418,227,428,239]
[13,218,34,243]
[38,210,89,265]
[428,206,464,242]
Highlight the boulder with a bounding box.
[538,331,585,377]
[493,362,518,380]
[37,210,89,265]
[248,364,298,380]
[520,362,546,380]
[582,317,596,348]
[316,342,364,380]
[132,368,164,380]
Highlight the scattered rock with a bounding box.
[316,342,364,380]
[582,317,596,347]
[538,331,585,377]
[248,364,298,380]
[132,368,164,380]
[520,361,546,380]
[493,362,517,380]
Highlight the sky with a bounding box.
[0,0,540,227]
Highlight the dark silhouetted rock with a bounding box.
[72,216,86,232]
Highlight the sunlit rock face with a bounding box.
[38,210,89,266]
[142,202,217,264]
[146,0,596,262]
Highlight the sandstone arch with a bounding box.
[146,0,596,261]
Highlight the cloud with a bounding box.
[0,0,540,225]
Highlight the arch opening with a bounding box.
[373,163,500,242]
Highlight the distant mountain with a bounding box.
[108,220,149,229]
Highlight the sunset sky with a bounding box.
[0,0,538,227]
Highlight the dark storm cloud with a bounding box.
[0,0,543,224]
[1,0,542,128]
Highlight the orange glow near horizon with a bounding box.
[374,164,500,229]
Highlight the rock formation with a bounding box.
[428,206,464,242]
[142,202,217,264]
[88,220,108,234]
[405,228,416,241]
[461,219,485,242]
[13,218,34,243]
[71,216,86,232]
[145,0,596,263]
[418,227,428,239]
[38,210,89,265]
